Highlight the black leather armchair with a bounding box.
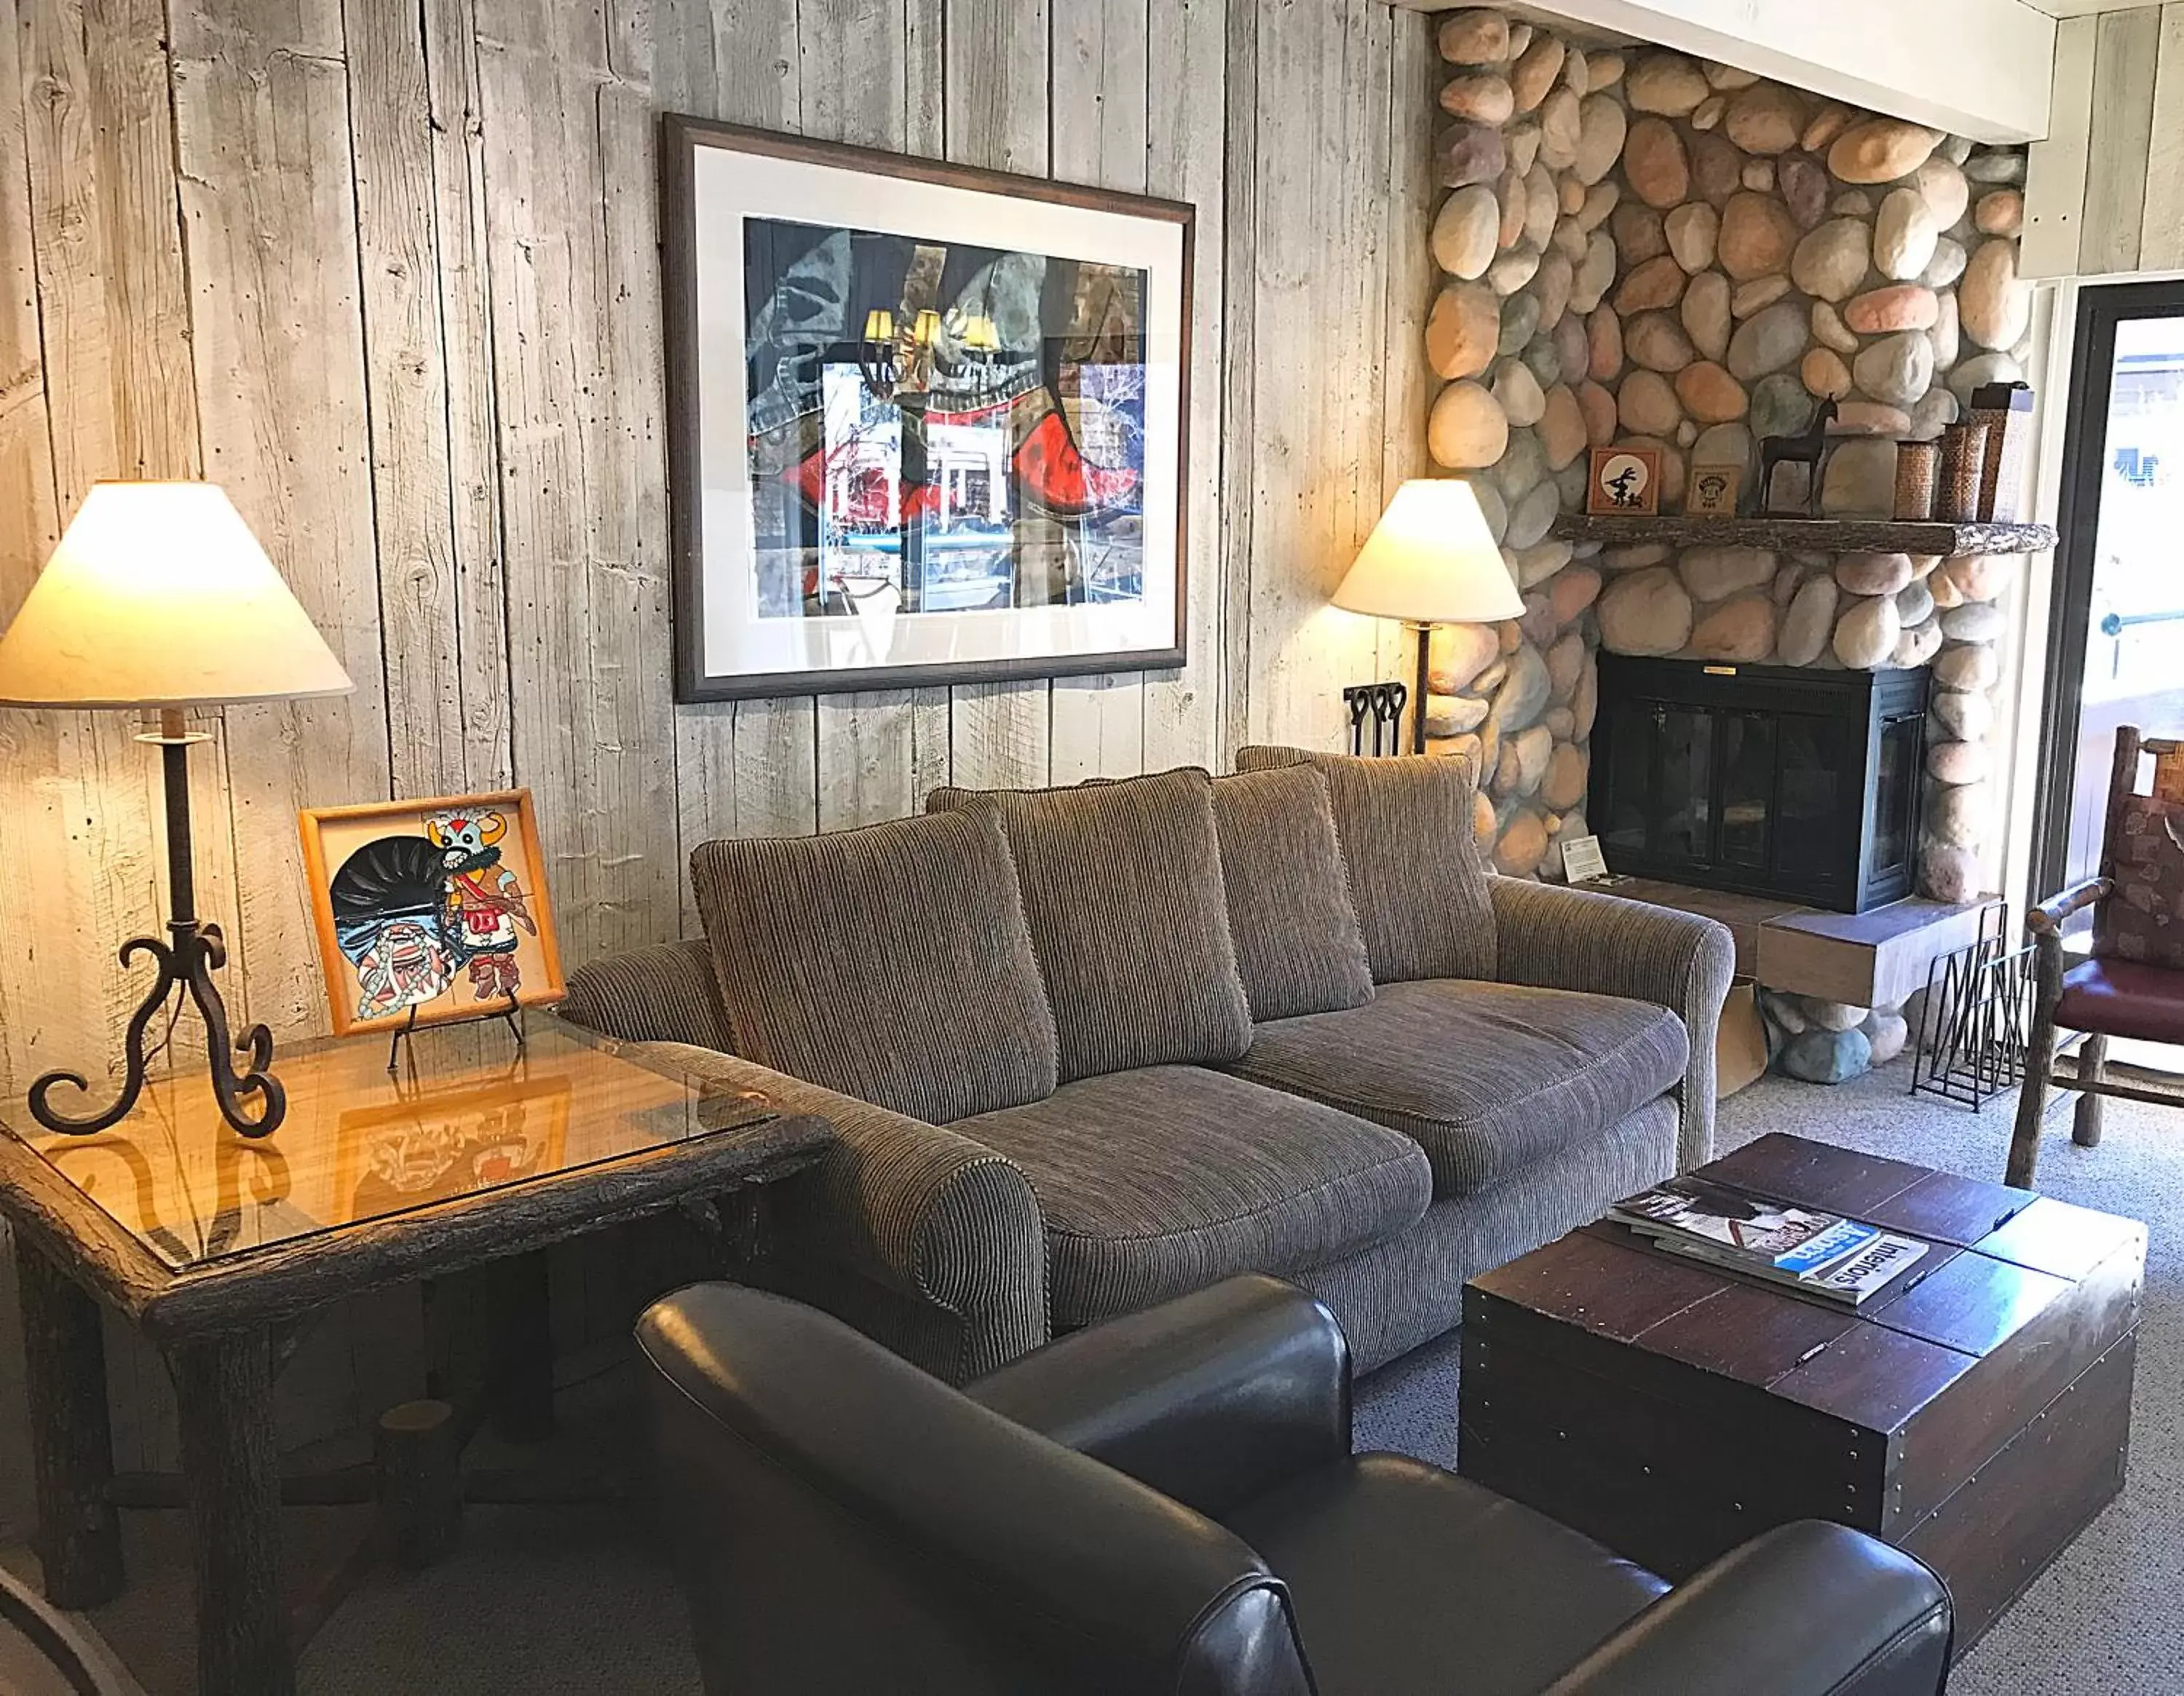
[638,1275,1952,1696]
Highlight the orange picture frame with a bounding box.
[298,789,567,1038]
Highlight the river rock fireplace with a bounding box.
[1590,654,1931,914]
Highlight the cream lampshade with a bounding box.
[0,481,352,708]
[1333,478,1522,752]
[0,481,353,1143]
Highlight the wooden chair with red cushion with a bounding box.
[2009,725,2184,1186]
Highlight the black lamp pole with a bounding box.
[27,708,286,1138]
[1412,621,1433,754]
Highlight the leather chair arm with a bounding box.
[622,1040,1048,1379]
[640,1285,1313,1693]
[2029,876,2113,935]
[966,1275,1351,1518]
[1540,1521,1951,1696]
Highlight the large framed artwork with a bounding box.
[660,116,1194,702]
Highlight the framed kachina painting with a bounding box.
[660,116,1194,701]
[298,791,566,1037]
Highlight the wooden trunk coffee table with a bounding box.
[1461,1133,2143,1656]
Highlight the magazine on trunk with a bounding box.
[1609,1178,1928,1305]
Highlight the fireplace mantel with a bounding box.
[1552,515,2057,558]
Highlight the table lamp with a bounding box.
[1333,478,1524,753]
[0,482,354,1138]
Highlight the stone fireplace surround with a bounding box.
[1418,9,2034,1078]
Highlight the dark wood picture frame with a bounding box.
[660,114,1195,703]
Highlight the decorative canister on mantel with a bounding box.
[1894,440,1940,520]
[1971,382,2036,521]
[1937,421,1990,523]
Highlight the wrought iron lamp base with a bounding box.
[23,715,287,1139]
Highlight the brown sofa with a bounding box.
[561,750,1734,1382]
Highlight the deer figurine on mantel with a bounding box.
[1756,395,1842,518]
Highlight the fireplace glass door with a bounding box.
[1591,657,1931,913]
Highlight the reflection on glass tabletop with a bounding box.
[1,1019,780,1270]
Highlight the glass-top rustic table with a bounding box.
[0,1014,831,1696]
[7,1016,794,1269]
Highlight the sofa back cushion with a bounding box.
[1210,766,1374,1021]
[928,768,1254,1082]
[691,809,1059,1124]
[1235,746,1495,985]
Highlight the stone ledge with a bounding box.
[1553,513,2057,555]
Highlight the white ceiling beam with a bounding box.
[1390,0,2060,143]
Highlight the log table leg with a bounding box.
[2074,1033,2110,1147]
[15,1235,123,1608]
[491,1251,555,1444]
[170,1328,291,1696]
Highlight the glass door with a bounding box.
[2034,282,2184,1071]
[2038,283,2184,901]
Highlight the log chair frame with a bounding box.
[2008,725,2184,1187]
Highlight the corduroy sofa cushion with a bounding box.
[950,1066,1432,1329]
[1235,746,1495,984]
[1210,766,1374,1021]
[1227,978,1689,1197]
[691,809,1059,1125]
[928,769,1254,1082]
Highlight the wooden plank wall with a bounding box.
[0,0,1432,1459]
[2024,4,2184,278]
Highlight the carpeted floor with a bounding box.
[9,1058,2178,1693]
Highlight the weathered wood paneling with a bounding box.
[2025,1,2184,280]
[2022,14,2097,279]
[10,0,212,1104]
[1235,0,1406,751]
[0,0,1433,1458]
[1143,0,1227,772]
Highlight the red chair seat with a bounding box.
[2054,956,2184,1046]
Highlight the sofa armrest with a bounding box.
[625,1040,1048,1379]
[559,940,733,1051]
[965,1275,1350,1519]
[1489,879,1736,1170]
[1543,1522,1950,1696]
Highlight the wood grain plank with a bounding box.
[1216,0,1257,764]
[1142,0,1225,773]
[0,0,74,1103]
[1240,0,1392,751]
[172,0,395,1042]
[1378,7,1436,718]
[2022,13,2097,280]
[347,0,494,796]
[346,0,511,796]
[475,0,679,967]
[655,0,815,889]
[945,0,1052,787]
[2138,4,2184,273]
[12,0,221,1116]
[2081,6,2162,277]
[1048,0,1149,783]
[804,0,943,828]
[17,0,248,1283]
